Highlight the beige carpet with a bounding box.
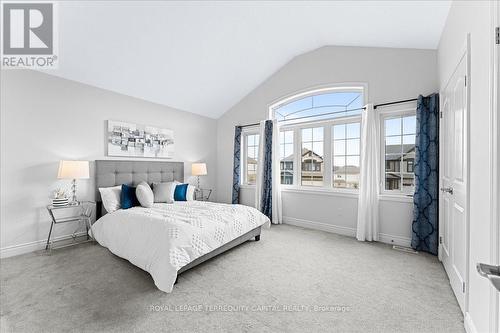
[0,224,463,333]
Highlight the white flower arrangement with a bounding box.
[53,188,68,199]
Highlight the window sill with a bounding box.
[239,184,256,190]
[379,194,414,203]
[240,184,359,198]
[281,186,359,198]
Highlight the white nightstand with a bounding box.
[195,188,212,201]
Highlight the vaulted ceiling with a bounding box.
[42,1,451,118]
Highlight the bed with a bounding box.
[91,160,270,293]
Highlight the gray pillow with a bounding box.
[136,181,154,208]
[153,181,178,203]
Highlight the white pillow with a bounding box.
[186,184,196,201]
[99,185,121,213]
[136,181,154,208]
[153,181,179,203]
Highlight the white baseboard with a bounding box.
[0,232,88,259]
[283,216,411,247]
[464,312,478,333]
[378,233,412,248]
[283,216,356,237]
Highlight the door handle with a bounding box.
[440,187,454,194]
[477,263,500,292]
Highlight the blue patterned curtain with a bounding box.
[411,94,439,255]
[231,126,242,204]
[260,120,273,219]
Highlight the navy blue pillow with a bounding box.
[174,184,188,201]
[121,184,139,209]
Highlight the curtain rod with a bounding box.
[238,98,418,129]
[373,98,418,110]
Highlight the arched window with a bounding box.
[274,89,364,124]
[270,87,364,189]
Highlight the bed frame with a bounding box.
[94,160,261,283]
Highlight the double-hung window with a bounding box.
[382,112,416,194]
[279,130,294,185]
[301,127,324,186]
[243,132,259,185]
[332,122,361,189]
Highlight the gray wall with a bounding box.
[217,45,438,245]
[0,70,217,255]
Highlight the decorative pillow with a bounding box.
[121,184,139,209]
[136,181,154,208]
[152,181,178,203]
[174,183,189,201]
[174,184,196,201]
[186,184,196,201]
[99,185,121,213]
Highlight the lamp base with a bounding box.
[70,179,78,204]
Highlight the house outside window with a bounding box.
[407,159,414,173]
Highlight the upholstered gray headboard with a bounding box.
[95,160,184,217]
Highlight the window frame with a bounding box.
[300,126,325,187]
[379,107,417,196]
[331,119,362,190]
[279,129,295,185]
[278,115,362,193]
[241,128,260,186]
[269,85,366,193]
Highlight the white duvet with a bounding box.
[91,201,270,292]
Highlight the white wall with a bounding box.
[217,45,438,245]
[437,1,496,332]
[0,70,217,257]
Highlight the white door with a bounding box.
[495,6,500,333]
[439,48,469,313]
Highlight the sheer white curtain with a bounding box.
[271,120,282,224]
[255,121,266,212]
[356,104,380,241]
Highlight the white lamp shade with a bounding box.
[191,163,207,176]
[57,160,90,179]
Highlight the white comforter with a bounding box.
[91,201,270,292]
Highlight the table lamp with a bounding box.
[57,160,90,204]
[191,163,207,189]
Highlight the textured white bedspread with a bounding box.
[91,201,270,292]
